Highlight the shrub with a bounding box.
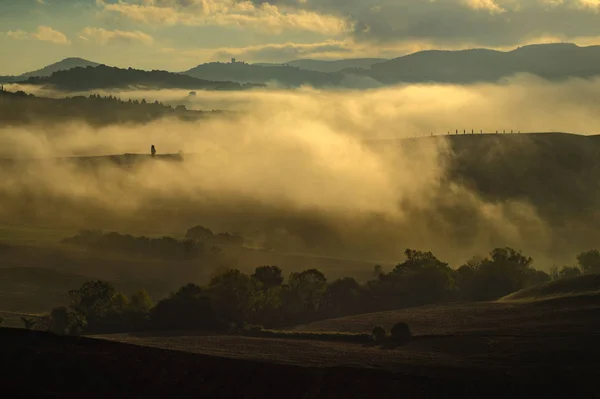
[21,317,36,330]
[0,315,3,325]
[372,325,387,343]
[243,323,265,334]
[390,322,411,344]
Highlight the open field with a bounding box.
[3,329,596,398]
[94,290,600,373]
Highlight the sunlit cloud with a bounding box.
[79,27,155,46]
[98,0,352,35]
[3,26,70,45]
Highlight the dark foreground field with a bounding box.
[1,327,598,399]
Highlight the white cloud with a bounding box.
[3,26,70,45]
[97,0,352,35]
[79,27,154,46]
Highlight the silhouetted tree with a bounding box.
[577,250,600,273]
[252,266,283,289]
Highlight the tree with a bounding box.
[372,325,387,343]
[321,277,362,317]
[50,306,80,335]
[0,315,3,325]
[185,225,214,241]
[252,266,283,290]
[68,280,119,331]
[209,269,261,327]
[466,248,539,301]
[21,317,36,330]
[151,284,219,331]
[576,250,600,273]
[559,266,582,279]
[288,269,327,312]
[390,322,411,344]
[131,290,154,313]
[392,249,455,306]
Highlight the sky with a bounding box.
[2,0,600,74]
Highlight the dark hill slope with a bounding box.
[367,43,600,84]
[502,273,600,301]
[20,57,100,79]
[21,65,264,91]
[1,328,597,398]
[370,133,600,222]
[182,62,343,88]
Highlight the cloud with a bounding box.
[211,40,354,62]
[243,0,600,49]
[3,26,70,45]
[79,27,154,46]
[7,77,600,265]
[97,0,352,35]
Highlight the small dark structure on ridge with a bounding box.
[151,145,156,157]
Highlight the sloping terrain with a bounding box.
[366,43,600,84]
[501,273,600,301]
[4,329,596,398]
[20,65,264,91]
[183,62,343,88]
[97,294,600,373]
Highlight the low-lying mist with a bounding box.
[3,74,600,268]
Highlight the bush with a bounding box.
[372,325,387,343]
[242,323,265,334]
[390,322,411,344]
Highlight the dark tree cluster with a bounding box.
[185,225,244,250]
[62,230,215,261]
[46,246,597,336]
[0,89,221,127]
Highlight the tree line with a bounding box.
[0,89,226,127]
[44,247,600,336]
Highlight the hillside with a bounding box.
[366,43,600,84]
[367,132,600,259]
[20,65,265,91]
[5,329,597,398]
[501,273,600,301]
[0,57,100,83]
[20,57,100,79]
[255,58,387,73]
[182,61,343,88]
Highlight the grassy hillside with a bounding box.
[4,329,597,397]
[291,293,599,336]
[501,273,600,301]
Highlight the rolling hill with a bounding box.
[19,57,100,79]
[255,58,388,73]
[20,65,265,91]
[501,273,600,301]
[0,57,100,83]
[182,61,343,88]
[365,43,600,84]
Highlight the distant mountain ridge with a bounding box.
[0,58,100,83]
[182,61,344,88]
[20,57,100,79]
[364,43,600,84]
[7,43,600,89]
[254,58,388,73]
[19,65,265,91]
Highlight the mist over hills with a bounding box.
[6,43,600,90]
